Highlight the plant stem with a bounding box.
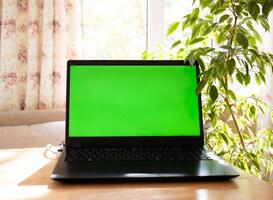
[225,97,246,150]
[229,0,238,49]
[222,0,246,151]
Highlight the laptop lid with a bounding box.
[66,60,204,147]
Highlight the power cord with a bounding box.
[43,141,65,159]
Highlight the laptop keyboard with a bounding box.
[66,146,212,162]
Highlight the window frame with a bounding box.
[147,0,164,51]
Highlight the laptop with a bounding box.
[51,60,239,181]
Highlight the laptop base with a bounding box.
[51,149,239,181]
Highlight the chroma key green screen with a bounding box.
[68,65,200,137]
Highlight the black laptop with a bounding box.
[51,60,239,181]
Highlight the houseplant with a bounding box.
[143,0,273,182]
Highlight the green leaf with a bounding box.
[209,85,218,103]
[192,23,203,38]
[236,72,244,84]
[249,36,257,47]
[227,58,236,75]
[235,4,244,15]
[171,40,181,49]
[200,0,213,8]
[248,1,260,20]
[211,113,217,127]
[203,23,217,36]
[218,151,228,156]
[228,89,237,101]
[197,57,205,72]
[258,15,270,31]
[185,50,195,62]
[167,21,180,36]
[189,55,196,66]
[259,72,266,83]
[262,0,273,19]
[190,8,200,25]
[219,14,229,23]
[217,32,227,44]
[176,48,184,58]
[250,105,256,114]
[238,26,250,36]
[249,49,260,59]
[246,20,254,31]
[255,73,261,85]
[182,15,191,30]
[223,24,232,32]
[196,80,206,94]
[189,37,206,45]
[251,157,261,171]
[236,33,249,49]
[220,45,230,50]
[226,17,233,24]
[244,74,251,86]
[210,2,220,14]
[220,132,229,145]
[142,51,149,60]
[242,11,249,17]
[253,29,263,42]
[213,8,225,15]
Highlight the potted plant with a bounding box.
[143,0,273,182]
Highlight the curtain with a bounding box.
[258,13,273,129]
[0,0,83,111]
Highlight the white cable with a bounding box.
[43,141,65,159]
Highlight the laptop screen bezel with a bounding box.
[66,60,204,147]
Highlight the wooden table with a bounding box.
[0,148,272,200]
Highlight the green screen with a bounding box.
[69,65,200,137]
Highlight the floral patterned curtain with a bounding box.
[0,0,83,111]
[258,13,273,129]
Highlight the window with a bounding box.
[82,0,192,59]
[82,0,147,59]
[164,0,193,46]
